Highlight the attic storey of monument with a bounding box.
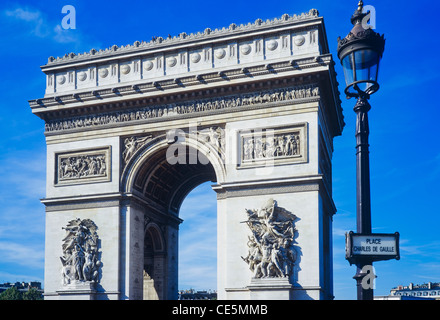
[32,9,344,300]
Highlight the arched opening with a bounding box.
[123,136,222,300]
[129,141,218,214]
[178,182,217,294]
[143,223,165,300]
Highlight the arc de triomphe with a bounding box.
[30,9,344,300]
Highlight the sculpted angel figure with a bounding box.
[60,219,101,285]
[242,199,298,279]
[197,127,223,151]
[122,135,152,163]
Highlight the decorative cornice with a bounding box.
[44,9,320,67]
[30,55,332,112]
[34,9,327,101]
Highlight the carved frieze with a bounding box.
[55,147,111,185]
[241,198,298,279]
[45,85,320,133]
[238,123,307,168]
[60,218,102,285]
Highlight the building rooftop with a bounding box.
[45,9,320,67]
[389,282,440,299]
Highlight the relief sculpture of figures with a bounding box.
[243,132,300,161]
[241,199,298,279]
[122,135,152,163]
[59,154,107,180]
[60,218,102,285]
[196,126,225,159]
[45,85,320,133]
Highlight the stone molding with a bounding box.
[215,183,320,200]
[56,281,97,294]
[32,55,330,106]
[213,176,322,200]
[44,199,121,212]
[247,277,293,290]
[42,192,123,212]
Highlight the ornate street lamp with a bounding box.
[337,1,385,300]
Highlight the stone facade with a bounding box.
[31,9,344,300]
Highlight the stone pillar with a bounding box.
[120,202,144,300]
[164,224,179,300]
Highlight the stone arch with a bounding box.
[121,132,224,299]
[121,132,226,205]
[35,11,344,300]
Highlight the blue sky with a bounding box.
[0,0,438,300]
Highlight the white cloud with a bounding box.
[4,7,49,38]
[399,240,440,258]
[5,7,40,21]
[3,5,94,46]
[0,241,44,269]
[0,146,46,281]
[53,24,81,44]
[0,149,46,202]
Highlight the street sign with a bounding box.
[346,231,400,265]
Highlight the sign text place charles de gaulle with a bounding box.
[345,231,400,265]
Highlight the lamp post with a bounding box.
[337,1,385,300]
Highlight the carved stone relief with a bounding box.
[195,126,225,160]
[242,198,298,279]
[45,84,320,133]
[121,127,225,170]
[56,147,111,185]
[60,218,102,286]
[238,123,307,168]
[122,135,153,164]
[243,132,300,161]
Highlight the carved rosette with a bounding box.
[241,199,298,279]
[60,218,102,286]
